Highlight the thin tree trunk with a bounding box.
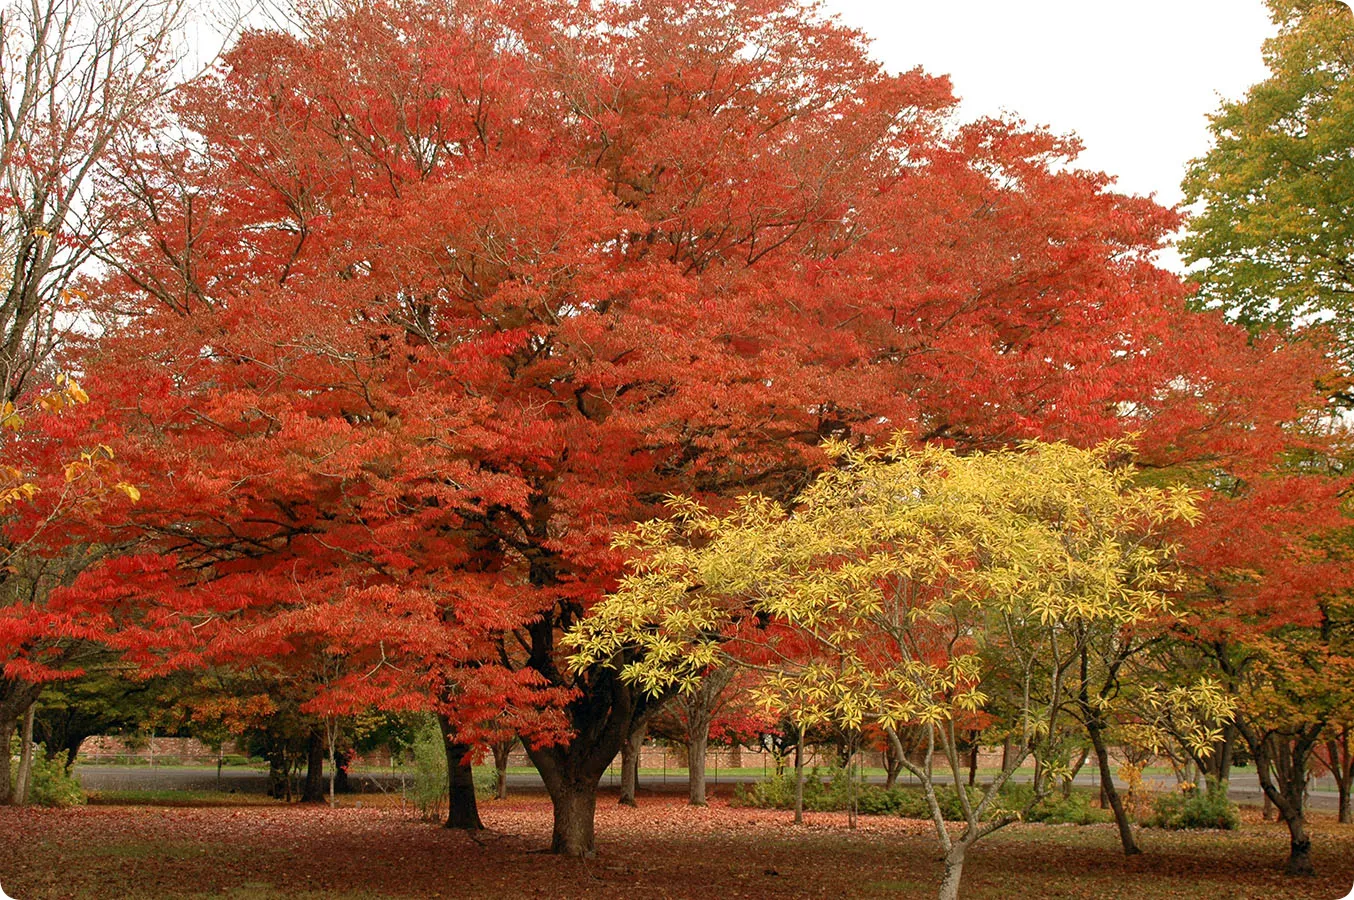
[1089,721,1141,856]
[967,736,979,788]
[884,736,903,789]
[493,739,513,801]
[619,722,645,807]
[326,719,337,805]
[13,704,36,805]
[1327,734,1351,825]
[793,726,805,826]
[1064,747,1090,799]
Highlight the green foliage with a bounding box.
[1181,0,1354,357]
[405,716,497,821]
[1000,784,1111,826]
[1147,785,1240,830]
[9,739,86,807]
[407,717,448,822]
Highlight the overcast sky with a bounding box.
[824,1,1276,208]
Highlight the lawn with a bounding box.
[2,792,1352,899]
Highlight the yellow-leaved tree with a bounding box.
[568,437,1222,900]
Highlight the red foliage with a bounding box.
[59,0,1343,849]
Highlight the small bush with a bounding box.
[997,784,1110,825]
[1147,786,1239,830]
[8,740,85,808]
[734,769,1009,823]
[407,718,448,822]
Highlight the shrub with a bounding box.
[405,716,500,821]
[734,769,1004,823]
[8,739,85,808]
[407,717,448,822]
[995,783,1110,825]
[1147,785,1240,830]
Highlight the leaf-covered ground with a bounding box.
[2,793,1352,899]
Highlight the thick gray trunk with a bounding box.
[549,784,597,856]
[936,845,967,900]
[688,730,709,806]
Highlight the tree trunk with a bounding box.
[1236,717,1323,876]
[1283,813,1314,877]
[1064,747,1090,799]
[967,737,979,788]
[619,722,645,807]
[688,729,709,807]
[518,602,671,855]
[1089,721,1141,856]
[438,715,483,830]
[492,739,512,801]
[549,784,597,856]
[301,729,325,803]
[0,713,13,805]
[334,751,352,793]
[937,844,968,900]
[64,736,85,774]
[1327,734,1351,825]
[0,678,42,805]
[13,704,36,805]
[793,726,805,826]
[884,736,903,789]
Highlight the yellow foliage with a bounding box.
[567,437,1200,738]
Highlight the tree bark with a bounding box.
[548,783,597,856]
[967,736,979,788]
[520,631,665,855]
[1089,721,1141,856]
[0,678,42,804]
[884,736,903,789]
[937,843,968,900]
[14,703,36,805]
[688,729,709,806]
[619,722,645,807]
[265,743,290,800]
[438,716,483,830]
[492,739,513,801]
[1326,732,1351,825]
[300,729,325,803]
[793,726,805,826]
[1064,747,1090,799]
[1236,716,1322,876]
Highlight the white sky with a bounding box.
[824,1,1276,208]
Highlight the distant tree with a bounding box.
[1182,0,1354,365]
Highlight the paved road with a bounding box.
[75,765,1342,811]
